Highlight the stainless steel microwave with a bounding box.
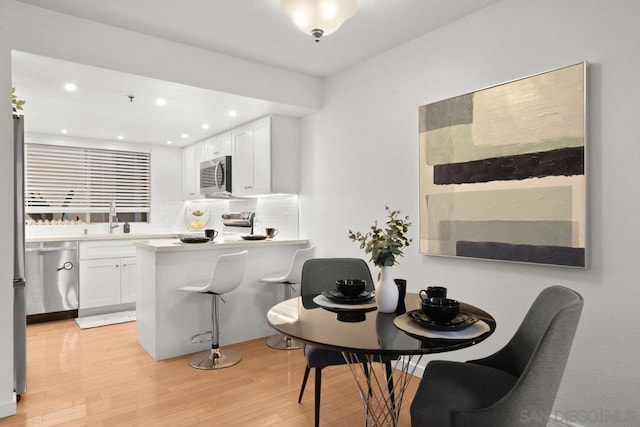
[200,156,232,197]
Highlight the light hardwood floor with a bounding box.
[5,319,418,426]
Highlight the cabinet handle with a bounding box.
[122,264,127,267]
[115,264,120,268]
[244,185,253,189]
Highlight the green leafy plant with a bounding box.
[348,206,412,267]
[12,87,26,117]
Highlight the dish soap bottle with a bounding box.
[123,222,130,233]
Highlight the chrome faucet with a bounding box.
[109,200,119,233]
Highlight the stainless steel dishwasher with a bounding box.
[25,241,79,322]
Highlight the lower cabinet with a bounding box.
[79,240,138,310]
[120,256,137,304]
[79,256,137,309]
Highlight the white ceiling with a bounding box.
[12,0,503,146]
[11,51,314,147]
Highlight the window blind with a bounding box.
[25,144,151,214]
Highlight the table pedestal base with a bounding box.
[343,353,423,427]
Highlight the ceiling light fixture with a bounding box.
[228,110,237,117]
[201,123,210,130]
[64,83,77,92]
[280,0,357,43]
[181,133,189,138]
[166,140,173,145]
[156,98,167,106]
[60,129,68,134]
[118,135,124,140]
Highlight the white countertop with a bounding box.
[26,232,178,243]
[133,238,309,252]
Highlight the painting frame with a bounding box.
[419,62,588,268]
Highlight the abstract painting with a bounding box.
[419,63,587,267]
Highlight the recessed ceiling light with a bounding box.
[64,83,77,92]
[228,110,237,117]
[181,133,189,138]
[156,98,167,106]
[166,140,173,145]
[117,135,124,140]
[201,123,210,130]
[60,129,68,134]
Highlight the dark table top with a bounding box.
[267,293,496,356]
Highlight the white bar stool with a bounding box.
[179,250,248,369]
[260,246,315,350]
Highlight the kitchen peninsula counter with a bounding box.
[26,232,178,243]
[135,238,310,360]
[133,238,310,252]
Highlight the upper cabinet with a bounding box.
[204,131,232,160]
[182,141,205,200]
[182,115,299,200]
[232,116,299,197]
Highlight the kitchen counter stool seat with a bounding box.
[178,250,248,369]
[260,246,315,350]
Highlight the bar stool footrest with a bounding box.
[191,331,213,344]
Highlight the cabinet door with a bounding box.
[232,118,271,196]
[218,132,232,157]
[182,142,205,200]
[182,144,197,200]
[204,136,220,160]
[79,258,121,309]
[120,256,137,304]
[232,127,255,196]
[251,120,271,195]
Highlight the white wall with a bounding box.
[299,0,640,424]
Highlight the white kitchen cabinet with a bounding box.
[232,115,299,196]
[182,141,205,200]
[120,256,137,304]
[218,132,232,157]
[204,131,232,160]
[79,241,138,310]
[79,258,123,309]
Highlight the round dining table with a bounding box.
[267,293,496,427]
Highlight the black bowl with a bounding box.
[420,298,460,323]
[336,279,366,297]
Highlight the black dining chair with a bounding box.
[410,285,584,427]
[298,258,394,427]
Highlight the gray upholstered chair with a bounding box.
[298,258,394,427]
[410,285,583,427]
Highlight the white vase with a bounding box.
[375,266,399,313]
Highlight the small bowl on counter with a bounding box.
[241,235,267,241]
[178,233,212,244]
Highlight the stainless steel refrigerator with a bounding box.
[13,116,26,398]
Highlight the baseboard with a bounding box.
[404,355,427,378]
[78,302,135,318]
[0,395,17,419]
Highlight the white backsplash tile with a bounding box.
[25,196,300,239]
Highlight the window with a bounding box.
[25,144,150,224]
